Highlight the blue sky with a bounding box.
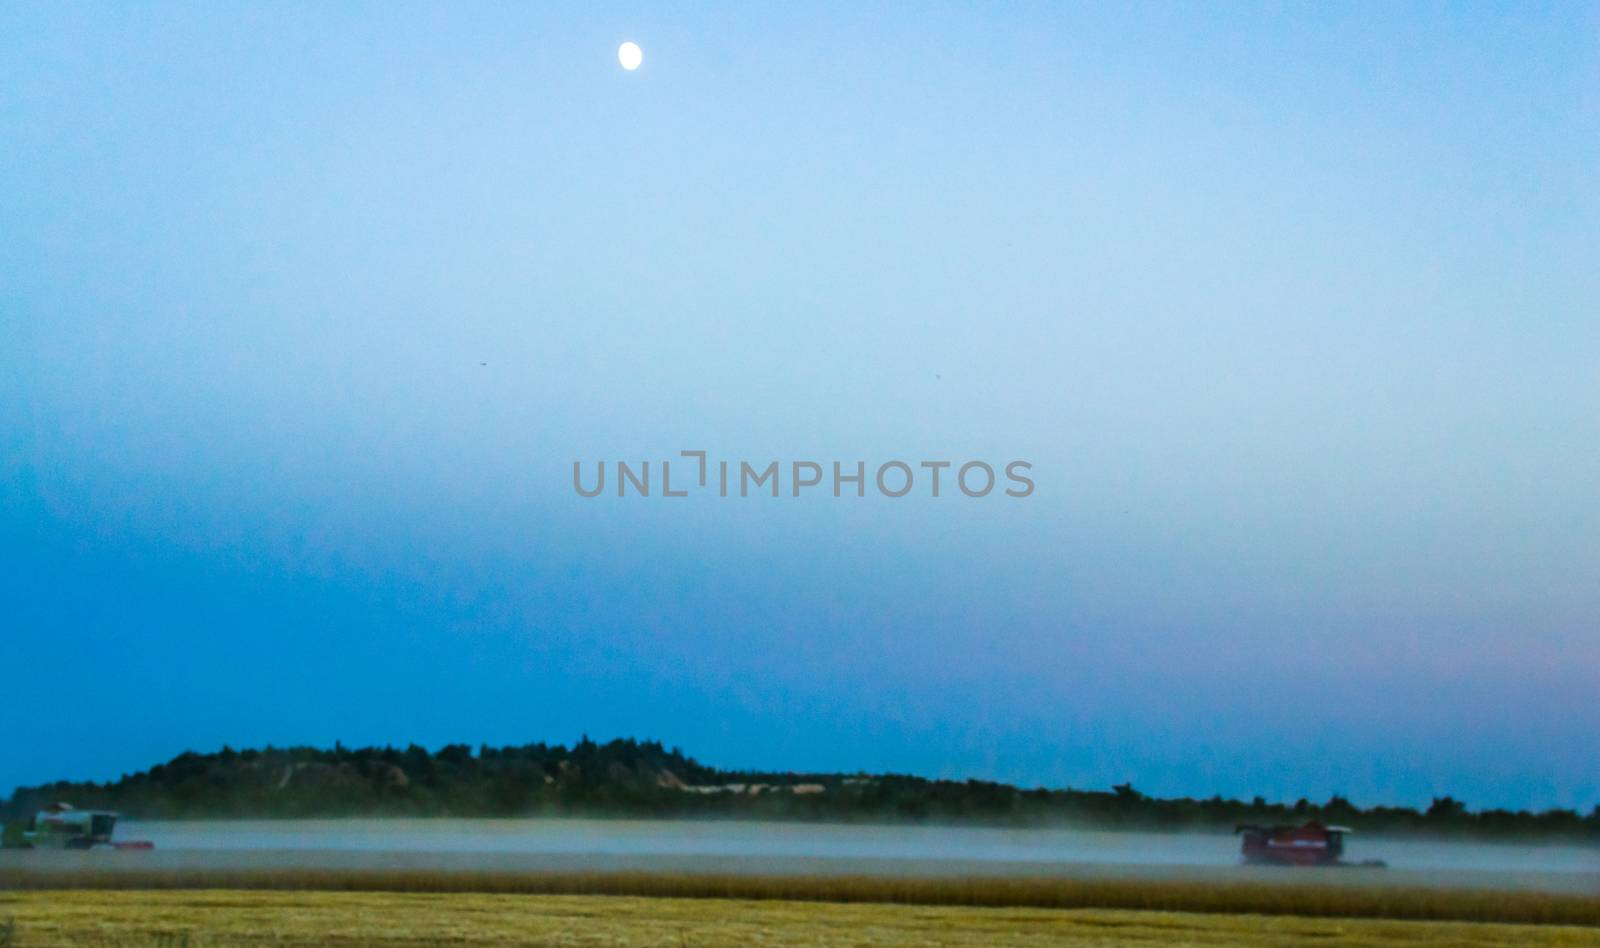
[2,2,1597,810]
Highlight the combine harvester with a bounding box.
[1235,820,1384,868]
[2,803,153,850]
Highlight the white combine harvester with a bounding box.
[2,802,153,850]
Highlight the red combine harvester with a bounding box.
[1235,820,1384,867]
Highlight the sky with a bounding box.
[2,2,1597,811]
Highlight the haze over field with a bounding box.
[101,819,1600,883]
[2,3,1597,810]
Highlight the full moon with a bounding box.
[618,41,642,71]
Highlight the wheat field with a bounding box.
[5,866,1600,927]
[2,889,1600,948]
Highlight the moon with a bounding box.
[618,41,642,71]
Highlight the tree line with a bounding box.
[4,737,1596,842]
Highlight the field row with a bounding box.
[2,867,1599,928]
[4,890,1600,947]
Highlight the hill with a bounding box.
[5,737,1597,841]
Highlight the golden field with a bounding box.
[3,889,1600,948]
[4,867,1600,927]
